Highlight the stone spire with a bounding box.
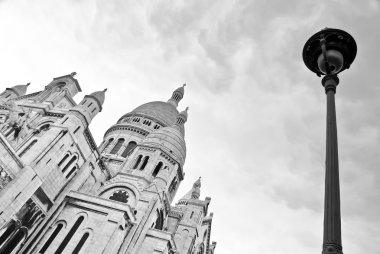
[167,84,185,108]
[180,177,201,200]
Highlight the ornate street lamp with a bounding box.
[302,28,357,254]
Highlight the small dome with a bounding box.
[141,125,186,165]
[7,83,30,97]
[174,84,186,96]
[86,89,107,109]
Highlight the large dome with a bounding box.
[141,126,186,165]
[131,101,178,125]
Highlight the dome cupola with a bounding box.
[176,107,188,127]
[167,84,185,108]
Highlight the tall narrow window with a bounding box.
[54,216,84,254]
[73,126,80,134]
[152,162,163,177]
[110,138,124,154]
[140,156,149,170]
[104,138,114,152]
[169,178,178,193]
[1,228,26,253]
[133,155,142,169]
[61,155,77,173]
[72,232,89,254]
[39,224,63,253]
[88,102,93,108]
[66,166,77,179]
[19,140,37,157]
[121,141,137,158]
[154,210,164,230]
[0,221,16,247]
[58,154,70,167]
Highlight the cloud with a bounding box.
[0,0,379,253]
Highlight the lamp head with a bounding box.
[302,28,357,76]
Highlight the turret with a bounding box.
[0,83,30,101]
[71,89,106,125]
[167,84,185,108]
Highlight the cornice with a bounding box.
[104,124,149,138]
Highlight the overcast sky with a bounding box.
[1,0,380,253]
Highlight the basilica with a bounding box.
[0,73,216,254]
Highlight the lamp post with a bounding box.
[302,28,357,254]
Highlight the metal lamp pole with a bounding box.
[302,28,357,254]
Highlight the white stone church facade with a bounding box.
[0,73,216,254]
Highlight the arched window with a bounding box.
[104,138,114,152]
[154,210,164,230]
[0,221,17,247]
[72,232,89,254]
[19,140,37,157]
[109,190,129,203]
[110,138,125,154]
[133,155,142,169]
[58,153,70,167]
[121,141,137,158]
[39,224,63,253]
[0,227,27,253]
[197,243,205,254]
[140,156,149,170]
[168,178,178,193]
[55,216,84,254]
[152,162,163,177]
[61,155,77,173]
[39,124,50,133]
[66,166,77,179]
